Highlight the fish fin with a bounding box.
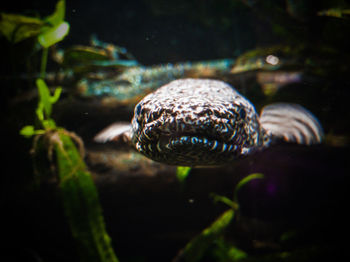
[94,122,132,143]
[260,103,323,145]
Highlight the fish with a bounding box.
[94,78,323,166]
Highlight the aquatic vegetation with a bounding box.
[0,0,69,77]
[0,13,44,43]
[318,8,350,18]
[177,209,236,262]
[20,78,119,262]
[13,2,120,262]
[174,173,264,262]
[176,166,192,182]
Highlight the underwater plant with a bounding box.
[21,79,119,262]
[4,1,120,262]
[0,0,69,78]
[174,173,264,262]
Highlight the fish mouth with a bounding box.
[134,132,245,166]
[158,134,238,153]
[132,109,253,165]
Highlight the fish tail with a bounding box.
[260,103,323,145]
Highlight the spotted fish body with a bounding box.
[131,79,268,165]
[95,79,323,166]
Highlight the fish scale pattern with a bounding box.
[131,78,267,165]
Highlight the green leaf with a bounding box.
[176,166,192,182]
[0,13,44,43]
[20,125,46,138]
[35,79,60,128]
[178,209,235,262]
[234,173,264,203]
[42,119,57,129]
[35,102,45,122]
[20,125,36,137]
[45,0,66,26]
[0,1,69,45]
[38,21,69,48]
[210,193,236,209]
[50,87,62,104]
[36,79,61,118]
[56,133,120,262]
[212,237,247,262]
[36,78,52,117]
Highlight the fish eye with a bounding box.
[135,103,142,116]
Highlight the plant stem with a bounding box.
[40,47,48,78]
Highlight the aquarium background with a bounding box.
[1,0,349,261]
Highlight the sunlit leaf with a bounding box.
[50,87,62,104]
[234,173,264,203]
[0,13,43,43]
[210,193,236,209]
[36,78,52,117]
[176,166,192,182]
[38,21,69,48]
[45,0,66,26]
[35,79,59,129]
[20,125,46,138]
[20,125,35,137]
[42,119,57,129]
[0,1,68,45]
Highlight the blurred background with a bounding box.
[1,0,349,261]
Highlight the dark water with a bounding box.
[1,0,349,261]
